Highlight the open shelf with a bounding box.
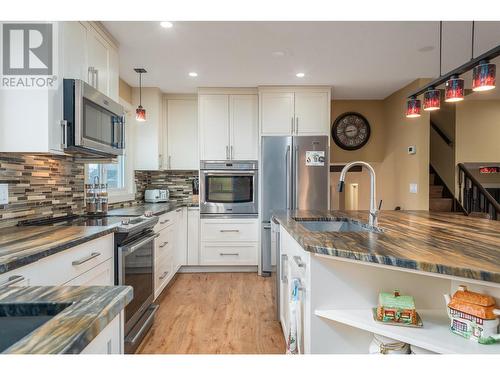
[315,309,500,354]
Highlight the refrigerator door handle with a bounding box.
[294,145,299,209]
[286,145,291,210]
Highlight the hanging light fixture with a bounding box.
[423,88,441,111]
[472,60,496,91]
[134,68,147,122]
[445,75,464,102]
[406,96,421,118]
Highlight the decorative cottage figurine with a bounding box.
[377,290,418,325]
[444,285,500,344]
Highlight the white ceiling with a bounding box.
[103,21,500,99]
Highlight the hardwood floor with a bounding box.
[136,272,286,354]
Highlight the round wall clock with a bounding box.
[331,112,371,150]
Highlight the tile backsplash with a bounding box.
[134,170,198,203]
[0,154,85,228]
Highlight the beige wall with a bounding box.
[331,100,385,163]
[119,78,133,104]
[455,100,500,164]
[380,79,430,210]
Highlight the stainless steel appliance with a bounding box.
[63,79,125,157]
[261,136,329,279]
[114,215,159,354]
[200,160,258,217]
[144,188,169,203]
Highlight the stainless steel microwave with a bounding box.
[63,79,125,156]
[200,160,258,216]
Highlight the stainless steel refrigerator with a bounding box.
[261,136,329,276]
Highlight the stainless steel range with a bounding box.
[200,160,258,217]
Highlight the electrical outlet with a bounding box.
[409,183,418,194]
[0,184,8,204]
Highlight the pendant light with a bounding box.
[406,96,421,118]
[423,88,441,111]
[445,75,464,102]
[134,68,147,122]
[472,60,496,91]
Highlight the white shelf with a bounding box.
[315,309,500,354]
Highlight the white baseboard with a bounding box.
[179,265,258,273]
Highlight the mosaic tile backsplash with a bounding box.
[135,170,198,203]
[0,154,85,228]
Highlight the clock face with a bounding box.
[331,112,371,150]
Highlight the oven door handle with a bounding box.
[203,171,256,176]
[120,233,159,256]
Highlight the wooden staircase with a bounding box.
[429,170,453,212]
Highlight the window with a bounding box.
[86,156,125,190]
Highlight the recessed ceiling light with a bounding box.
[296,72,305,78]
[160,21,173,29]
[188,72,198,77]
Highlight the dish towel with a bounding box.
[286,278,303,354]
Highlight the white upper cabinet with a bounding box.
[165,97,198,170]
[260,92,295,135]
[62,22,87,81]
[199,94,230,160]
[294,91,330,135]
[259,87,331,136]
[133,87,163,170]
[86,29,109,95]
[199,89,258,161]
[230,95,259,160]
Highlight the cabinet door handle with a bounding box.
[220,229,239,233]
[291,117,294,134]
[280,254,288,282]
[159,241,168,248]
[94,69,99,90]
[225,145,229,159]
[176,208,181,212]
[72,252,101,266]
[159,271,169,280]
[230,145,233,160]
[88,66,94,85]
[0,275,25,287]
[293,255,306,268]
[160,219,170,224]
[168,155,171,169]
[296,117,299,133]
[219,252,239,256]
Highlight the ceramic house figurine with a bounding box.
[377,290,417,325]
[444,285,500,344]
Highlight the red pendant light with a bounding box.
[445,75,464,102]
[134,68,147,122]
[423,88,441,111]
[406,97,421,118]
[472,61,496,92]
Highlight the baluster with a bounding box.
[458,169,463,205]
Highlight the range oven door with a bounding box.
[64,79,125,156]
[200,170,258,215]
[118,231,157,335]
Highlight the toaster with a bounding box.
[144,189,169,203]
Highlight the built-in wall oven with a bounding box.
[63,79,125,157]
[200,160,258,216]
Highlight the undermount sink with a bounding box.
[0,302,71,352]
[293,217,383,233]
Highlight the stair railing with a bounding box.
[458,163,500,220]
[430,121,453,147]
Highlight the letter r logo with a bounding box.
[2,23,53,75]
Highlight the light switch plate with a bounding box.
[409,183,418,194]
[408,145,417,155]
[0,184,8,204]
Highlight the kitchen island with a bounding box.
[273,210,500,354]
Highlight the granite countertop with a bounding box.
[0,285,132,354]
[273,210,500,283]
[0,201,199,276]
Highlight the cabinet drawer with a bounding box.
[154,210,178,232]
[200,242,258,265]
[64,258,113,286]
[201,219,258,242]
[156,226,174,255]
[155,253,173,299]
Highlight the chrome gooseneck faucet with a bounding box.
[337,161,379,227]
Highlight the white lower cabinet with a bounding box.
[64,258,114,286]
[200,218,258,266]
[187,207,200,265]
[81,313,124,354]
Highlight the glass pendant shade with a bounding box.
[445,76,464,102]
[136,105,146,122]
[406,97,421,118]
[423,89,441,111]
[472,62,496,92]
